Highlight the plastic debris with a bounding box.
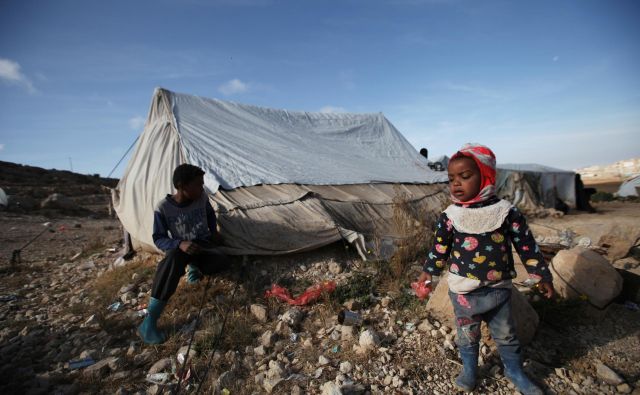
[289,333,299,342]
[405,322,416,332]
[0,294,18,302]
[106,302,122,312]
[265,281,336,306]
[337,310,363,326]
[136,308,148,318]
[411,280,432,300]
[68,358,96,369]
[331,345,341,353]
[624,301,639,311]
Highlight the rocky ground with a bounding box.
[1,200,640,395]
[1,161,639,395]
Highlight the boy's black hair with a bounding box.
[173,164,205,189]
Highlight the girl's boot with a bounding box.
[501,353,543,395]
[455,345,479,392]
[137,297,167,344]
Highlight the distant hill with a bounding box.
[0,160,119,216]
[577,158,640,184]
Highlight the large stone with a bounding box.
[425,272,539,345]
[551,247,623,308]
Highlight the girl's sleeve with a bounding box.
[422,212,454,276]
[507,207,553,282]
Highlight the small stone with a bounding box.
[250,304,268,322]
[380,296,392,308]
[343,299,362,310]
[280,308,304,327]
[328,261,342,274]
[616,383,631,393]
[339,361,353,374]
[263,377,284,393]
[359,328,380,349]
[318,355,331,366]
[341,325,355,341]
[595,360,625,385]
[417,319,433,333]
[148,358,171,374]
[261,330,277,347]
[321,381,342,395]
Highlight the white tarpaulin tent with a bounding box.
[113,88,448,255]
[496,163,576,210]
[617,175,640,197]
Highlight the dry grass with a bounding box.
[378,190,445,293]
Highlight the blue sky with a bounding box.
[0,0,638,177]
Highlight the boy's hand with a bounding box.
[537,282,555,299]
[179,241,201,255]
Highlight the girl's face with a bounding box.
[448,157,481,202]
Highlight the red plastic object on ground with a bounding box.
[265,281,336,306]
[411,281,432,300]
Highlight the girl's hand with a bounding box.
[412,272,433,300]
[537,282,555,299]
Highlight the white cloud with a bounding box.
[319,105,347,114]
[218,78,249,95]
[128,116,146,130]
[0,58,36,93]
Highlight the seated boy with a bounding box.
[138,164,230,344]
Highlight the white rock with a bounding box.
[359,328,380,349]
[328,261,343,274]
[341,325,355,341]
[318,355,331,366]
[321,381,343,395]
[551,247,623,309]
[595,360,625,385]
[281,308,304,327]
[340,361,353,374]
[261,330,277,347]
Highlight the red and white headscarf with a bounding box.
[450,143,497,205]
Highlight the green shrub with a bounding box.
[591,191,614,202]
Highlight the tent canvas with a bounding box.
[496,163,576,210]
[617,175,640,197]
[113,88,448,256]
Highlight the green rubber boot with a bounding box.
[187,264,203,284]
[137,297,167,344]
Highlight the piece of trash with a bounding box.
[265,281,336,306]
[0,294,18,302]
[624,301,640,311]
[337,310,363,327]
[70,252,82,261]
[405,322,416,332]
[106,247,117,253]
[43,222,52,228]
[106,302,122,312]
[136,309,148,318]
[522,278,539,287]
[146,372,171,385]
[331,345,341,353]
[290,333,299,342]
[68,358,96,369]
[411,280,432,300]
